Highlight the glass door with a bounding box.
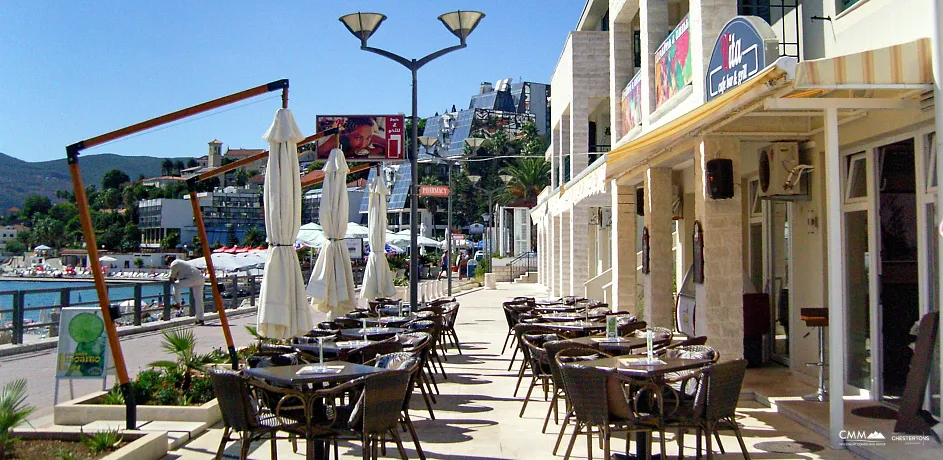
[767,201,791,363]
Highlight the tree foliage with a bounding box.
[21,195,52,220]
[101,169,130,190]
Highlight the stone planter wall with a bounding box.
[13,429,167,460]
[54,391,222,426]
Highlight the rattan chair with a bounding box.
[664,359,750,459]
[551,346,613,456]
[368,352,427,460]
[542,340,603,434]
[346,337,404,365]
[209,368,306,460]
[317,370,413,460]
[559,361,655,460]
[502,300,534,357]
[510,324,558,397]
[519,331,563,417]
[399,331,437,418]
[440,302,463,355]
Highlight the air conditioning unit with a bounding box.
[758,142,804,197]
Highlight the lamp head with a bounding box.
[339,12,387,47]
[499,174,513,184]
[438,10,485,45]
[468,174,481,184]
[418,136,438,148]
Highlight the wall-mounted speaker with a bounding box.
[636,188,644,216]
[706,159,734,199]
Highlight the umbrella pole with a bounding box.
[187,180,238,369]
[66,152,136,429]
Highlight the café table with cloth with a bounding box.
[245,362,389,459]
[579,355,713,459]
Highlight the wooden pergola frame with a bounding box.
[66,79,364,428]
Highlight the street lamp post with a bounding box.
[468,174,511,276]
[339,10,484,310]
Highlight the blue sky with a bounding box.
[0,1,585,163]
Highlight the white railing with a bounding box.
[583,267,612,303]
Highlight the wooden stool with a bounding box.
[801,308,828,401]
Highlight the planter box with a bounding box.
[54,391,222,426]
[13,428,167,460]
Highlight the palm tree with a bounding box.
[174,160,185,176]
[501,157,550,205]
[242,226,265,247]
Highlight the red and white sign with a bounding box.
[418,185,451,197]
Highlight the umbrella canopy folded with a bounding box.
[360,175,395,301]
[306,148,356,319]
[257,108,312,339]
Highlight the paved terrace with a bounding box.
[162,282,850,459]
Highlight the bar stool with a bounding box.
[801,307,829,401]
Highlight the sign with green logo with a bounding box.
[56,308,109,379]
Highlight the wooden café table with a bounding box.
[577,355,713,459]
[245,362,388,459]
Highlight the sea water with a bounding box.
[0,280,183,324]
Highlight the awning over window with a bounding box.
[794,38,933,89]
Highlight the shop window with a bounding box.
[840,0,861,12]
[633,30,641,68]
[845,153,868,202]
[738,0,771,24]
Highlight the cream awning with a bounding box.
[794,38,933,89]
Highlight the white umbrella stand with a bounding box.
[307,147,356,319]
[360,171,395,301]
[257,108,312,339]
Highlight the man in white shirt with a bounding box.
[169,259,207,325]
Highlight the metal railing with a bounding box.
[507,251,537,280]
[0,274,262,345]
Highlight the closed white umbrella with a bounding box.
[360,175,395,301]
[257,108,311,339]
[306,148,356,319]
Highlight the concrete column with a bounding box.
[559,212,572,296]
[610,6,638,140]
[570,103,589,175]
[611,181,639,316]
[560,114,571,182]
[569,205,590,296]
[640,0,669,120]
[536,222,544,286]
[550,123,560,188]
[550,215,560,296]
[689,0,738,102]
[694,136,744,360]
[644,167,674,327]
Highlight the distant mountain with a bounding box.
[0,152,191,211]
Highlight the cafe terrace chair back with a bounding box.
[209,368,303,460]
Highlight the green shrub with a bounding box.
[0,379,35,458]
[155,388,178,406]
[81,428,123,453]
[54,448,77,460]
[186,376,215,404]
[393,277,408,287]
[101,387,125,405]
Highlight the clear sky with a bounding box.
[0,1,585,163]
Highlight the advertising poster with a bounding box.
[654,15,692,108]
[55,308,109,379]
[312,115,405,162]
[620,73,642,133]
[345,238,364,260]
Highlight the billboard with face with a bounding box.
[309,115,405,162]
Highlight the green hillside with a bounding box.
[0,152,191,211]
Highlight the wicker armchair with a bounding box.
[399,331,437,419]
[551,346,614,456]
[406,316,448,379]
[663,359,750,459]
[208,368,306,460]
[440,302,463,355]
[368,352,427,460]
[559,361,655,460]
[510,324,558,396]
[315,370,413,460]
[542,340,602,434]
[346,337,403,365]
[519,332,563,418]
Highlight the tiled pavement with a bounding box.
[166,283,853,459]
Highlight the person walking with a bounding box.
[438,251,449,280]
[458,252,469,280]
[169,259,206,325]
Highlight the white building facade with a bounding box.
[532,0,942,449]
